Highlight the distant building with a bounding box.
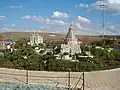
[6,41,16,52]
[35,34,43,45]
[30,34,35,46]
[49,34,56,37]
[61,24,81,55]
[0,41,6,50]
[30,33,43,46]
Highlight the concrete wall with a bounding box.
[0,68,120,90]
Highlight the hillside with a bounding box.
[0,32,104,43]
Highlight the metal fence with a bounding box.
[0,69,85,90]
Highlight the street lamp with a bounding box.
[99,4,108,38]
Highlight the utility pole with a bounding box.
[99,4,108,38]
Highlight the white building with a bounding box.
[61,24,81,55]
[35,34,43,45]
[30,34,35,46]
[30,33,43,46]
[0,41,6,50]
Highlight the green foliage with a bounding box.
[54,46,61,54]
[63,52,69,55]
[0,38,120,72]
[90,39,114,47]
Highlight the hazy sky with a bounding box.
[0,0,120,35]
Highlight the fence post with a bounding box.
[83,72,85,90]
[26,69,28,84]
[68,69,71,89]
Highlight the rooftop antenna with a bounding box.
[99,4,108,38]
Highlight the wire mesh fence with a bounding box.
[0,68,85,90]
[0,68,120,90]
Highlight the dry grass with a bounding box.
[0,32,119,44]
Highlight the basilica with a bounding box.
[61,24,81,55]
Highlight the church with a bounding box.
[30,33,43,46]
[61,24,81,56]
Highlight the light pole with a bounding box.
[99,4,108,38]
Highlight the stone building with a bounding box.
[0,41,6,50]
[30,34,35,46]
[35,34,43,45]
[61,24,81,55]
[30,33,43,46]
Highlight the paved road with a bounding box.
[0,68,120,90]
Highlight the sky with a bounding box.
[0,0,120,35]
